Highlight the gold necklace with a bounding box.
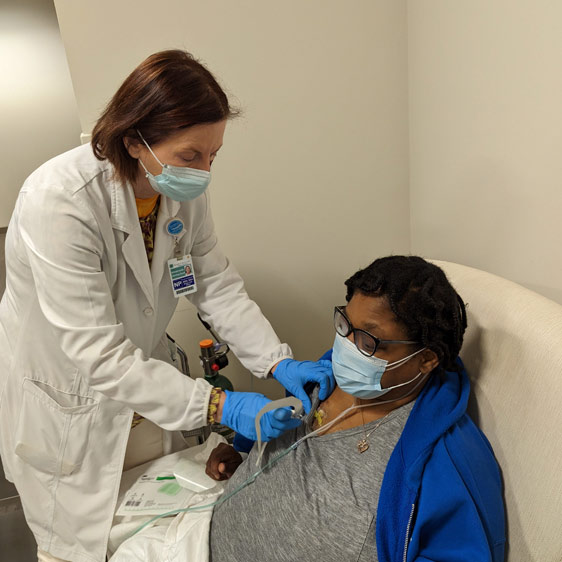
[357,405,388,453]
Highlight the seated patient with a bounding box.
[207,256,506,562]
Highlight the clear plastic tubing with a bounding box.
[130,375,428,538]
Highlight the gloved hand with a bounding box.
[221,390,302,442]
[272,359,335,413]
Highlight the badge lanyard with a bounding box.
[166,218,197,298]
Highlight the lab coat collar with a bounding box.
[110,180,155,307]
[110,178,137,234]
[110,180,186,306]
[150,196,184,290]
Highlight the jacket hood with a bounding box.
[400,361,470,489]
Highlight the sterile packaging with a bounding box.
[116,472,195,516]
[115,432,225,517]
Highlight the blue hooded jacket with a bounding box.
[376,363,506,561]
[234,357,506,561]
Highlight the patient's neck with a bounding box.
[314,386,416,434]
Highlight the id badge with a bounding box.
[168,254,197,298]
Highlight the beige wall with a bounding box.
[408,1,562,304]
[0,0,80,227]
[53,0,411,395]
[5,1,560,399]
[6,1,561,396]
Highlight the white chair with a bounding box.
[433,260,562,562]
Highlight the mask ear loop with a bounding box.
[379,369,426,392]
[375,347,429,398]
[137,157,152,178]
[385,347,426,371]
[137,130,165,167]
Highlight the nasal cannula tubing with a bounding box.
[128,403,365,539]
[129,374,428,538]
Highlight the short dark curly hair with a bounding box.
[344,256,467,372]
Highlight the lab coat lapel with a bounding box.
[151,196,183,291]
[111,182,155,307]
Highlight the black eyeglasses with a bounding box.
[334,306,420,357]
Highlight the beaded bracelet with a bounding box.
[207,387,222,424]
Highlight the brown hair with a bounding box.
[91,49,238,186]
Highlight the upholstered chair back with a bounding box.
[434,260,562,562]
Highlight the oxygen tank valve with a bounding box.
[199,338,233,391]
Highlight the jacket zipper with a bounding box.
[403,503,415,562]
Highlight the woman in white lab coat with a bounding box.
[0,50,333,562]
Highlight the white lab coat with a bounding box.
[0,144,291,562]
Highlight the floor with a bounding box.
[0,497,37,562]
[1,228,38,560]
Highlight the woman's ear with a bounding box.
[123,136,142,159]
[419,349,439,374]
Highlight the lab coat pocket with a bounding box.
[14,378,99,476]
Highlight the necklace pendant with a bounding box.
[357,439,369,453]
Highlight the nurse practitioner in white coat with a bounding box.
[0,50,333,562]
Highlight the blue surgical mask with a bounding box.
[137,131,211,201]
[332,333,426,399]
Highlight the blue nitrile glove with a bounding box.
[221,390,301,442]
[318,349,333,362]
[272,359,334,414]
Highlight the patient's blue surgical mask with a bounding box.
[137,131,211,201]
[332,333,426,399]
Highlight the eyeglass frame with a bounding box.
[334,305,421,357]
